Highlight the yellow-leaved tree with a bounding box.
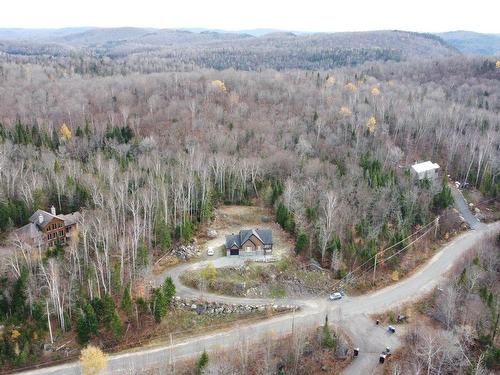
[344,82,357,93]
[496,60,500,69]
[338,106,352,117]
[80,345,108,375]
[201,262,217,282]
[211,80,227,93]
[366,116,377,133]
[59,123,72,141]
[326,76,336,86]
[371,87,381,96]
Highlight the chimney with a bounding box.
[51,206,56,215]
[38,214,44,224]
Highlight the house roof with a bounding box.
[29,210,59,229]
[225,229,272,249]
[28,209,81,229]
[13,223,44,243]
[59,212,81,227]
[411,161,440,174]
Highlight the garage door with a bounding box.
[230,248,239,256]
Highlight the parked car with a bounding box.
[329,292,342,301]
[207,247,214,256]
[388,325,396,333]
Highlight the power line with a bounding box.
[322,218,437,294]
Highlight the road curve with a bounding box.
[15,222,500,375]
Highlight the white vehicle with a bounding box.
[329,292,342,301]
[207,247,215,256]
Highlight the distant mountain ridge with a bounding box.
[437,31,500,56]
[0,27,462,70]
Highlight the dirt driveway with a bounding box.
[197,205,295,260]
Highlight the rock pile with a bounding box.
[172,244,200,261]
[173,296,298,316]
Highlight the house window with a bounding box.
[246,246,252,252]
[59,231,64,237]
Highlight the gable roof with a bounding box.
[28,209,81,229]
[29,210,60,229]
[225,229,272,249]
[225,234,240,249]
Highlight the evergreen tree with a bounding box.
[0,122,5,142]
[196,350,209,374]
[162,277,176,306]
[90,297,104,320]
[76,304,98,345]
[137,241,149,268]
[76,314,91,345]
[12,269,28,318]
[155,218,172,252]
[109,311,123,339]
[101,294,116,329]
[51,127,60,151]
[179,220,195,242]
[85,304,98,335]
[295,232,309,254]
[433,176,454,210]
[321,317,336,349]
[152,289,167,323]
[121,284,133,316]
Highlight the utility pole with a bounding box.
[435,216,440,238]
[372,253,378,284]
[170,333,175,375]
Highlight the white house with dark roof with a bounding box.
[225,229,273,256]
[13,206,80,248]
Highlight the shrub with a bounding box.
[80,345,108,375]
[196,350,209,374]
[321,321,337,349]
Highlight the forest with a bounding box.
[0,49,498,369]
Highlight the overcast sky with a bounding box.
[1,0,498,33]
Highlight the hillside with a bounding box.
[0,28,459,70]
[438,31,500,56]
